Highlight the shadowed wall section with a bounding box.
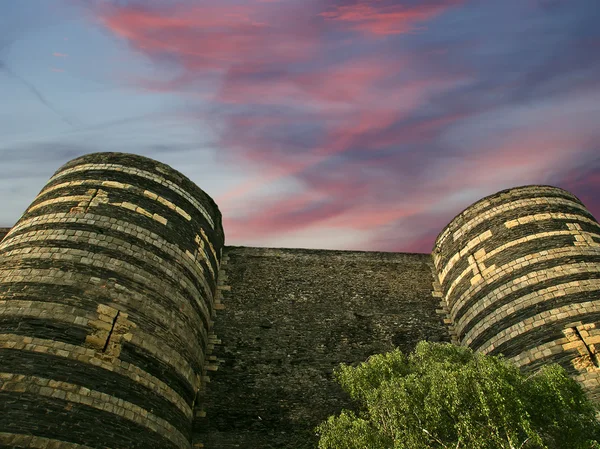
[0,153,224,449]
[433,185,600,400]
[196,247,450,448]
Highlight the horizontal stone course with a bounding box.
[0,333,191,415]
[453,253,600,330]
[0,153,224,449]
[0,391,182,449]
[2,213,216,292]
[466,280,600,350]
[0,234,212,345]
[440,218,600,293]
[436,200,597,274]
[487,310,600,360]
[46,162,216,230]
[434,186,583,248]
[0,258,208,374]
[0,346,191,434]
[0,371,189,445]
[0,432,97,449]
[433,185,600,402]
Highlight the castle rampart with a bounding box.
[1,154,600,448]
[0,153,223,449]
[433,185,600,400]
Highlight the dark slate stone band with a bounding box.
[433,185,600,401]
[0,152,225,449]
[0,392,180,449]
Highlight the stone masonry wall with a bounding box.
[432,185,600,400]
[3,154,599,449]
[0,153,224,449]
[194,247,450,449]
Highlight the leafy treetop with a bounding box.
[316,341,600,449]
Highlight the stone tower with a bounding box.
[0,153,224,449]
[432,185,600,401]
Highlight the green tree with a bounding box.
[316,342,600,449]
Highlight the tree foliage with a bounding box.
[316,342,600,449]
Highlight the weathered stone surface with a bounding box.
[194,246,450,449]
[0,228,9,242]
[433,185,600,401]
[0,152,223,449]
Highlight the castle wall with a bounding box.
[195,247,450,448]
[3,152,599,449]
[432,185,600,400]
[0,153,224,449]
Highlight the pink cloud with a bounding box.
[52,52,68,57]
[555,165,600,221]
[50,67,65,72]
[219,107,469,243]
[225,192,349,241]
[96,2,322,77]
[395,229,442,253]
[92,0,545,252]
[319,0,464,36]
[217,56,407,106]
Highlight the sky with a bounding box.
[0,0,599,253]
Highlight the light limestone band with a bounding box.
[46,163,215,229]
[0,333,192,419]
[438,211,599,285]
[0,296,199,392]
[463,277,600,347]
[444,228,600,309]
[456,259,600,336]
[0,248,209,364]
[434,186,580,248]
[476,301,600,355]
[37,179,192,220]
[452,196,589,242]
[0,229,213,331]
[0,372,191,449]
[0,262,207,368]
[433,186,600,402]
[2,211,217,280]
[0,433,97,449]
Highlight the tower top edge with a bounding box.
[54,151,225,238]
[432,184,584,251]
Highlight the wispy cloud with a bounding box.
[86,0,600,250]
[1,0,598,252]
[0,59,75,127]
[319,0,464,36]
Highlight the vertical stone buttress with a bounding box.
[432,185,600,400]
[0,153,224,449]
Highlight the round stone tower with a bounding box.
[0,153,224,449]
[433,185,600,400]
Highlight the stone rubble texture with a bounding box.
[0,153,598,449]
